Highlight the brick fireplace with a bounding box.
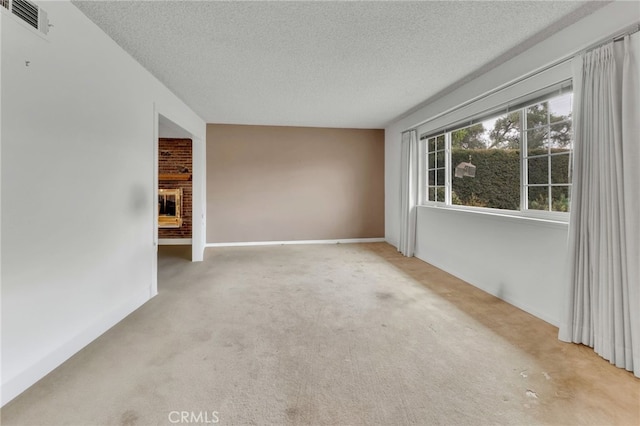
[158,138,192,240]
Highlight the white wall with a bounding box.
[415,208,568,324]
[159,115,192,139]
[385,2,640,325]
[1,1,206,405]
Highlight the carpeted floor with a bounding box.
[1,243,638,425]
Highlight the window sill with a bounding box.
[418,204,569,229]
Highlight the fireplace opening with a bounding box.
[158,188,182,228]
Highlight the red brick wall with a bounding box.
[159,138,192,239]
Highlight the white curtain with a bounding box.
[399,130,418,257]
[559,32,640,377]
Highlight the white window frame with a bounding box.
[418,89,573,222]
[423,133,448,206]
[521,98,573,219]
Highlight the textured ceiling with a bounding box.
[72,1,607,129]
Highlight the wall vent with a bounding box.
[4,0,49,35]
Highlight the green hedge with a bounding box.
[451,149,570,210]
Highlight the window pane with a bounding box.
[487,111,520,149]
[552,186,570,212]
[428,152,435,169]
[437,168,445,186]
[528,157,548,185]
[549,93,572,124]
[428,170,436,186]
[436,135,445,150]
[451,146,519,210]
[451,123,486,149]
[436,150,445,168]
[451,189,463,205]
[429,186,446,202]
[551,154,570,184]
[428,137,436,153]
[526,128,548,153]
[528,186,549,211]
[448,111,520,210]
[549,121,571,148]
[527,102,548,130]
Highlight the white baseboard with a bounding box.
[158,238,192,245]
[1,288,151,407]
[206,238,385,248]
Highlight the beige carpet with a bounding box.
[1,243,638,425]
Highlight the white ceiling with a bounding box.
[72,1,607,129]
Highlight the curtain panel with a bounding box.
[560,33,640,377]
[399,130,418,257]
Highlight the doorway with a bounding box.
[151,111,205,296]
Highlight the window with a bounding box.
[426,134,446,203]
[524,95,572,212]
[421,90,573,215]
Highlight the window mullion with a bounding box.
[547,107,552,211]
[418,138,425,205]
[520,109,527,211]
[548,168,553,211]
[445,132,452,205]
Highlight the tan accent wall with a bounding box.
[207,124,384,243]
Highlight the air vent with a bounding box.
[12,0,38,29]
[5,0,49,35]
